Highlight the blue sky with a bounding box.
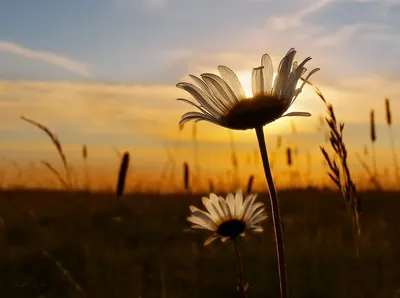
[1,0,399,82]
[1,0,400,190]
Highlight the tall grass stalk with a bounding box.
[41,160,69,189]
[370,109,378,176]
[385,98,400,189]
[82,144,89,191]
[116,152,130,199]
[21,116,72,188]
[192,123,200,184]
[229,131,239,189]
[183,162,190,191]
[355,152,382,190]
[246,175,254,194]
[304,79,362,257]
[42,250,87,298]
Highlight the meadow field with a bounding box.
[0,188,399,298]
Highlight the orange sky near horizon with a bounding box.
[0,72,399,192]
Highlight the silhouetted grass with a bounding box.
[0,189,399,298]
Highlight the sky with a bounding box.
[1,0,400,192]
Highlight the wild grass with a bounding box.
[304,79,362,257]
[116,152,130,199]
[183,162,190,191]
[0,189,399,298]
[20,116,72,189]
[385,98,400,189]
[370,109,378,176]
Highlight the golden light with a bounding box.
[236,71,278,98]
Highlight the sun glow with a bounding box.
[236,71,278,98]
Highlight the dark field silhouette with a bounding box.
[0,188,398,298]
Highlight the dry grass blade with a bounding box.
[246,175,254,194]
[286,147,292,167]
[355,153,382,190]
[303,78,362,256]
[385,98,400,189]
[370,110,376,142]
[42,250,87,298]
[21,116,71,187]
[183,162,189,191]
[370,109,378,175]
[41,160,70,189]
[82,144,87,160]
[116,152,130,199]
[209,178,214,193]
[385,98,391,126]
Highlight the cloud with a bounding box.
[313,23,390,47]
[141,0,167,10]
[269,0,336,30]
[0,41,91,77]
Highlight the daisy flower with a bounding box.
[187,190,267,246]
[176,48,319,130]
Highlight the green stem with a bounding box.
[232,238,247,298]
[255,126,288,298]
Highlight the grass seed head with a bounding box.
[370,109,376,142]
[116,152,130,199]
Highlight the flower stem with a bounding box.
[255,126,288,298]
[232,238,247,298]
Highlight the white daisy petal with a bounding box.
[191,224,210,230]
[241,194,257,220]
[190,210,218,230]
[248,213,268,226]
[187,216,215,231]
[226,193,235,215]
[176,82,222,117]
[210,193,225,220]
[247,205,267,221]
[235,189,244,217]
[249,226,264,233]
[177,48,318,130]
[218,196,232,219]
[179,112,221,126]
[292,68,320,102]
[273,48,296,97]
[187,190,268,246]
[252,66,265,97]
[202,196,221,222]
[189,207,218,225]
[261,54,273,94]
[189,75,229,115]
[218,65,247,100]
[201,75,233,113]
[204,235,220,246]
[201,73,239,106]
[176,98,215,117]
[282,112,311,117]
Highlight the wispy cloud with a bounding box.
[269,0,335,30]
[313,23,390,47]
[0,41,91,77]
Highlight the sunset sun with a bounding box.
[236,71,278,98]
